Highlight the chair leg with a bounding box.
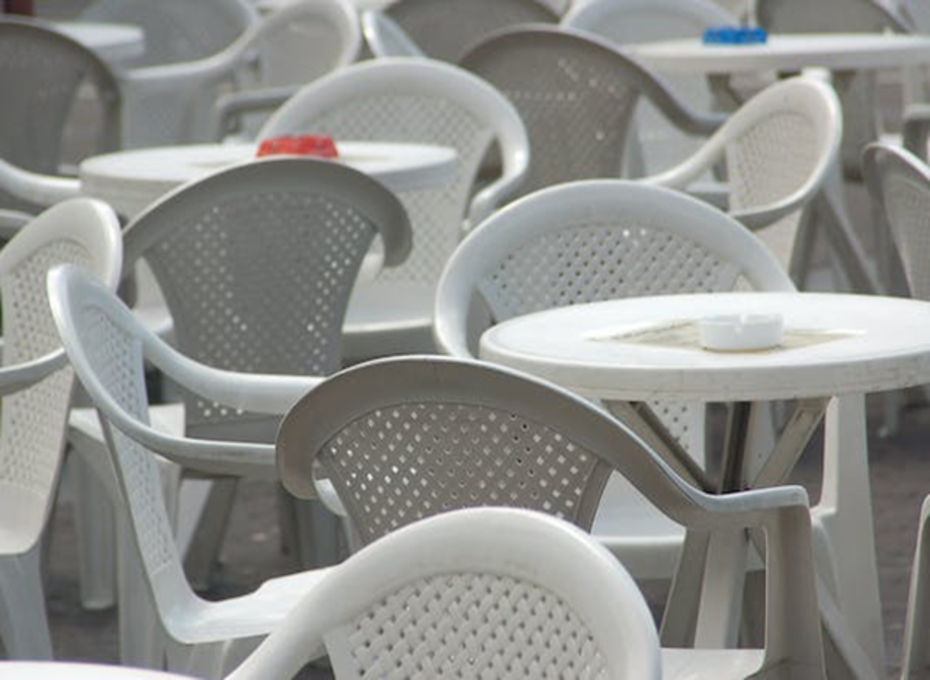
[815,394,886,678]
[117,513,164,668]
[69,448,117,610]
[902,497,930,678]
[0,545,53,659]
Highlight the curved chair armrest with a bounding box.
[104,410,279,480]
[315,478,348,517]
[903,103,930,160]
[361,10,425,58]
[0,159,80,207]
[645,80,728,138]
[210,85,299,141]
[678,484,810,531]
[143,336,323,415]
[466,168,527,231]
[0,348,69,397]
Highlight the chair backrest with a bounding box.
[277,354,738,545]
[81,0,259,65]
[459,25,697,196]
[755,0,907,178]
[650,75,841,270]
[0,198,121,553]
[862,142,930,299]
[244,0,361,89]
[48,265,201,619]
[0,19,120,211]
[121,157,409,440]
[226,508,661,680]
[381,0,559,62]
[260,58,529,287]
[561,0,735,174]
[434,180,795,360]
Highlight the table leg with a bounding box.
[605,400,714,492]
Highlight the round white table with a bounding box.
[80,141,458,219]
[0,662,191,679]
[628,33,930,75]
[53,21,145,64]
[481,291,930,679]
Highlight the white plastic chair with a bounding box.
[275,354,826,679]
[80,0,258,67]
[433,179,794,580]
[0,198,122,659]
[561,0,737,175]
[641,75,852,282]
[227,508,662,680]
[374,0,559,62]
[65,156,410,666]
[118,0,360,148]
[49,265,330,678]
[458,25,725,197]
[0,18,120,216]
[360,10,425,58]
[259,58,530,361]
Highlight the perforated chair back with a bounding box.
[122,157,409,439]
[81,0,258,65]
[863,142,930,299]
[260,59,528,287]
[382,0,558,62]
[0,198,121,555]
[459,25,707,195]
[435,180,794,455]
[562,0,736,174]
[0,19,120,212]
[756,0,908,178]
[226,508,662,680]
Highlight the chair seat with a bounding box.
[343,281,436,361]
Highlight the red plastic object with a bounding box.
[256,135,339,158]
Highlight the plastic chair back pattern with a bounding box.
[0,19,120,211]
[122,158,409,437]
[384,0,558,62]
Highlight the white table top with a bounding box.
[480,292,930,402]
[628,32,930,75]
[53,21,145,63]
[0,662,191,679]
[80,141,458,218]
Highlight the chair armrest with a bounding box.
[362,10,425,58]
[0,349,69,397]
[210,86,299,141]
[903,103,930,160]
[0,159,80,207]
[466,170,526,231]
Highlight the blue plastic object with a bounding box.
[702,25,768,45]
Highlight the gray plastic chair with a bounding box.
[459,25,724,198]
[562,0,737,175]
[0,18,120,214]
[433,179,794,580]
[276,355,826,679]
[0,198,122,659]
[80,0,258,66]
[755,0,909,180]
[259,58,529,361]
[227,508,662,680]
[65,157,410,665]
[379,0,559,62]
[49,265,328,678]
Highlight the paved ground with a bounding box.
[21,391,928,679]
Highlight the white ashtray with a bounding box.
[699,313,783,351]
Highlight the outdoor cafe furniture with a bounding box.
[274,355,826,680]
[65,157,410,667]
[479,290,930,679]
[433,179,795,583]
[259,58,529,362]
[226,508,662,680]
[0,199,122,660]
